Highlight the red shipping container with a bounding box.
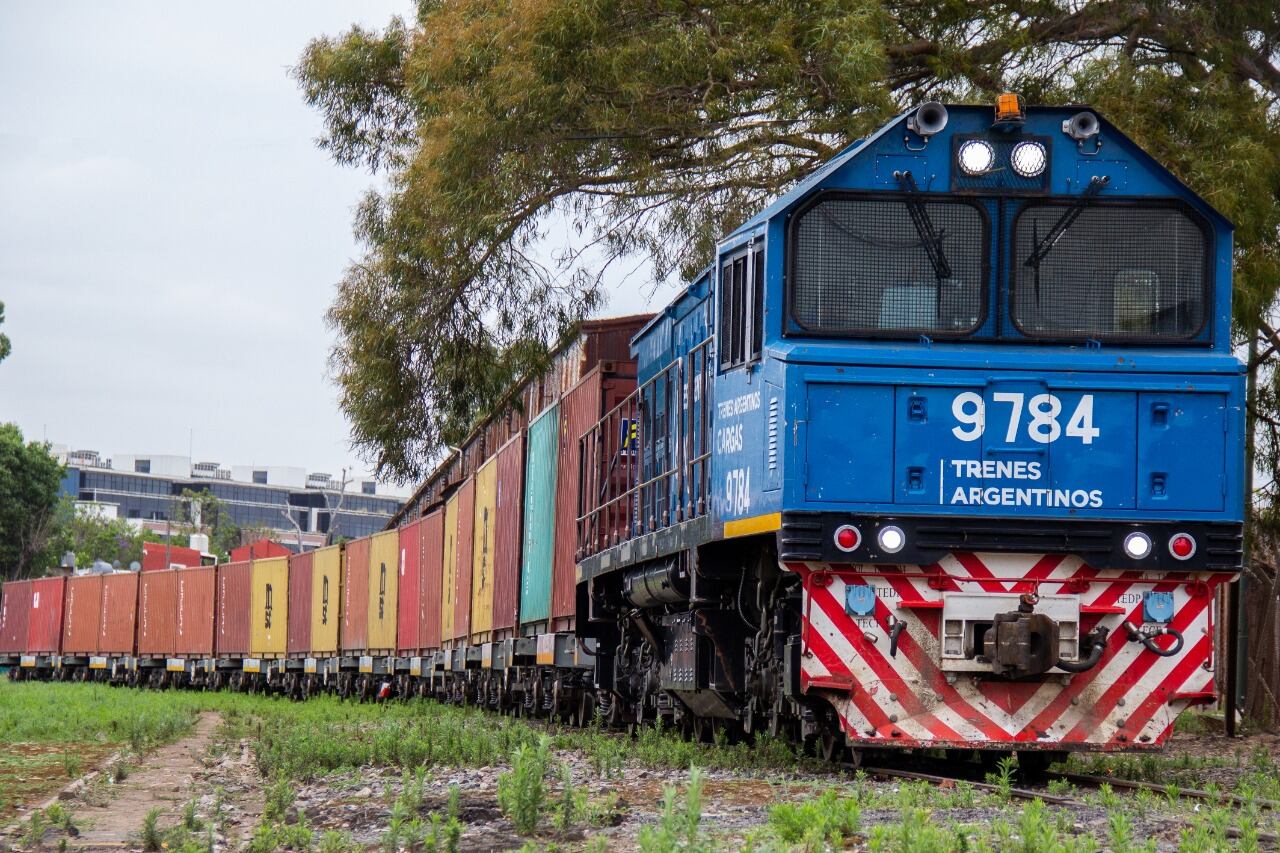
[287,551,313,656]
[62,574,103,655]
[396,519,423,653]
[419,510,444,651]
[27,577,66,654]
[216,561,252,657]
[452,479,475,641]
[0,581,32,654]
[342,537,371,652]
[99,572,138,655]
[553,365,636,621]
[492,432,525,635]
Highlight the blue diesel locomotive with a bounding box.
[576,95,1244,761]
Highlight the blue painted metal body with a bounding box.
[632,105,1244,537]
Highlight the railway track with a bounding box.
[856,760,1279,845]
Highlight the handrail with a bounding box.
[576,337,714,558]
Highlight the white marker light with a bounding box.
[957,139,995,176]
[1123,531,1153,559]
[878,526,906,554]
[1010,141,1048,177]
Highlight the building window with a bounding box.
[361,481,376,496]
[253,470,268,485]
[134,459,150,474]
[127,509,140,519]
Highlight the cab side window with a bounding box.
[719,244,764,369]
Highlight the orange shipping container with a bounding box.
[62,574,103,655]
[216,561,252,657]
[138,567,215,657]
[342,537,371,652]
[367,530,399,651]
[492,432,525,635]
[287,551,313,655]
[420,510,444,651]
[98,572,138,655]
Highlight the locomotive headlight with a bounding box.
[878,525,906,554]
[957,139,995,176]
[1123,531,1153,559]
[1010,141,1048,177]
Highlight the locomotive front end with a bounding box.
[711,96,1244,756]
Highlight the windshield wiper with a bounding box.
[1024,175,1110,268]
[894,170,952,280]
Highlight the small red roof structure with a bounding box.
[141,541,203,571]
[230,538,291,563]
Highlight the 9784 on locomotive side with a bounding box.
[576,94,1244,765]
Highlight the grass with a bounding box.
[2,681,1278,851]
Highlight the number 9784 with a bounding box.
[950,392,1099,445]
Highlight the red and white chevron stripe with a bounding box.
[788,553,1230,751]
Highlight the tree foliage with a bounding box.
[172,488,242,561]
[0,424,65,580]
[298,0,1280,482]
[0,301,11,365]
[42,498,153,571]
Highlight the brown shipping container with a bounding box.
[553,365,637,621]
[452,479,476,641]
[492,432,525,634]
[62,574,103,655]
[27,576,66,654]
[420,510,444,650]
[216,561,252,657]
[396,519,423,653]
[342,537,371,652]
[138,567,216,657]
[98,572,138,655]
[287,551,313,655]
[0,581,32,654]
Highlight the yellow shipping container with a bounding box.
[441,493,458,642]
[310,544,342,655]
[367,529,400,651]
[470,458,497,640]
[249,556,289,658]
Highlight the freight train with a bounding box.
[0,97,1245,769]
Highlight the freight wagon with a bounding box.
[0,98,1247,768]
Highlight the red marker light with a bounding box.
[1169,534,1196,560]
[834,525,861,553]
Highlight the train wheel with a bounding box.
[819,729,847,763]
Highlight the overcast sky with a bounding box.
[0,3,669,494]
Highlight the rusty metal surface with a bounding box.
[61,575,103,655]
[341,537,371,652]
[216,561,252,657]
[492,432,525,634]
[287,551,313,655]
[396,518,423,654]
[98,572,138,655]
[0,581,32,654]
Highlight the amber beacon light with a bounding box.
[994,92,1025,124]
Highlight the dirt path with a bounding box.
[60,712,261,852]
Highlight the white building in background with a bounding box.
[51,445,405,550]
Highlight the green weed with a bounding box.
[139,807,164,852]
[768,787,862,848]
[637,766,710,853]
[498,735,551,835]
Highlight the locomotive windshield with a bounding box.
[789,195,986,336]
[1011,200,1209,340]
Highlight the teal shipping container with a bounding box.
[520,403,559,626]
